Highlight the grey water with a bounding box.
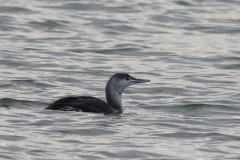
[0,0,240,159]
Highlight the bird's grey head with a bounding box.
[105,73,150,113]
[107,73,150,93]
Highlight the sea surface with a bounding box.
[0,0,240,159]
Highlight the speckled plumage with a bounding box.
[46,96,114,114]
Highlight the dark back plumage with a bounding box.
[46,96,114,114]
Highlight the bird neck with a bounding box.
[105,81,123,113]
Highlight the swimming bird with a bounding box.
[46,73,150,114]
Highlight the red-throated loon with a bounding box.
[46,73,150,114]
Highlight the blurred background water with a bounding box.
[0,0,240,159]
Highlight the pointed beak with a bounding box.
[131,78,150,84]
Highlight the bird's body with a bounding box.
[46,73,150,114]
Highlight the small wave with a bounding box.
[0,98,47,109]
[0,6,34,13]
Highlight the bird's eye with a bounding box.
[126,77,130,80]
